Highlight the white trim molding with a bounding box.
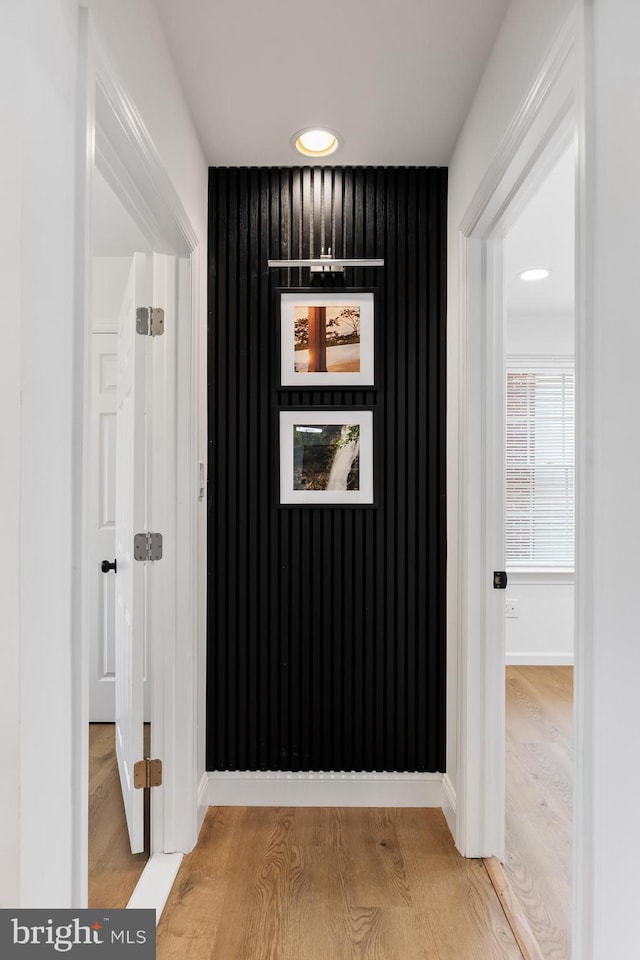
[460,12,578,239]
[91,38,198,256]
[573,3,594,956]
[507,353,575,371]
[441,774,457,838]
[506,653,574,666]
[197,771,210,834]
[507,569,574,586]
[127,853,183,924]
[203,771,444,808]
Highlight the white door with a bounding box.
[89,332,118,720]
[114,252,149,853]
[89,321,151,724]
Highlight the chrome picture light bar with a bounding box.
[268,248,384,274]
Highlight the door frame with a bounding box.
[74,8,204,904]
[454,3,589,950]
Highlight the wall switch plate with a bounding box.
[505,599,520,618]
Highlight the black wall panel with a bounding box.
[207,166,447,772]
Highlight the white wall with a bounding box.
[446,0,574,796]
[580,2,640,955]
[505,573,574,663]
[0,2,25,909]
[507,313,574,355]
[92,257,133,328]
[505,313,575,663]
[0,0,80,907]
[0,0,207,907]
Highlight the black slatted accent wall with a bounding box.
[207,166,447,772]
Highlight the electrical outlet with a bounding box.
[504,599,519,618]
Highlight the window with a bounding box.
[505,358,575,569]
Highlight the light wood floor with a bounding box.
[504,666,573,960]
[157,806,523,960]
[89,673,572,956]
[88,723,148,908]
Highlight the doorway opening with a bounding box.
[502,143,575,956]
[87,166,154,906]
[74,19,204,908]
[453,14,583,942]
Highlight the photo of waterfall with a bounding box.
[293,423,360,492]
[279,410,374,504]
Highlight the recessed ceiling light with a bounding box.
[292,127,341,158]
[519,268,551,282]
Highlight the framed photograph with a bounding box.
[279,410,374,505]
[279,290,375,387]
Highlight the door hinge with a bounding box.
[134,758,163,789]
[493,570,508,589]
[136,307,165,337]
[134,532,163,561]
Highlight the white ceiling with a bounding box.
[505,146,575,318]
[153,0,510,166]
[95,5,573,318]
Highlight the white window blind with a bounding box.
[506,359,575,569]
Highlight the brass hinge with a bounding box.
[134,758,163,789]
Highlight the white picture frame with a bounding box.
[279,291,375,387]
[279,409,374,505]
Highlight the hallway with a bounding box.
[156,806,522,959]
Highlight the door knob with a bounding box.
[101,559,117,573]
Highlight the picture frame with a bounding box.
[279,409,374,505]
[279,289,375,387]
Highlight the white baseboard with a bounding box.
[505,652,574,665]
[204,770,444,808]
[127,852,183,924]
[197,770,209,835]
[441,774,456,839]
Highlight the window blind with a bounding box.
[505,361,575,568]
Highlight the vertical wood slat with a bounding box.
[207,166,447,773]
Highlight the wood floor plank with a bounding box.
[502,666,573,960]
[505,667,572,744]
[88,723,148,909]
[395,809,522,960]
[287,841,345,960]
[338,808,412,908]
[158,807,243,951]
[157,806,523,960]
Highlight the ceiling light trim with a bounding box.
[291,127,342,159]
[518,268,551,282]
